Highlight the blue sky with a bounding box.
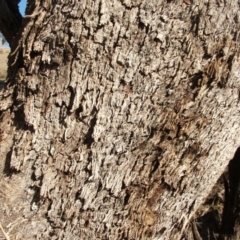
[19,0,27,15]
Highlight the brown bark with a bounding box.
[0,0,240,239]
[182,155,240,240]
[218,148,240,239]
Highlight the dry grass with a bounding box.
[0,222,10,240]
[0,48,10,80]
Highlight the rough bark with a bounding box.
[0,0,240,239]
[182,153,240,240]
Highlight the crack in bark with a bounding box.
[83,107,98,148]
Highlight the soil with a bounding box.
[0,47,9,89]
[0,47,9,80]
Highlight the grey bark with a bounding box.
[0,0,240,239]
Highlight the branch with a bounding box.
[0,0,22,46]
[219,148,240,239]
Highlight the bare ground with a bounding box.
[0,48,9,80]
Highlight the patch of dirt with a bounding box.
[0,47,10,80]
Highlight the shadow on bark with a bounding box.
[182,148,240,240]
[0,80,4,90]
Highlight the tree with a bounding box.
[0,32,6,46]
[0,0,22,46]
[0,0,240,239]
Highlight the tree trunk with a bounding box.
[0,1,240,239]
